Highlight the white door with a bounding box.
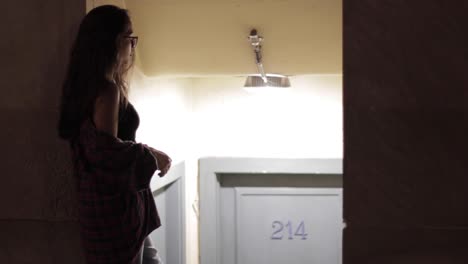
[219,174,342,264]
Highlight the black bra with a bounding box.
[117,102,140,142]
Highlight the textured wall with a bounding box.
[344,1,468,263]
[125,0,342,76]
[0,1,85,263]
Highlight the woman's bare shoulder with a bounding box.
[93,81,120,137]
[99,80,119,97]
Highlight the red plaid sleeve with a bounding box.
[71,118,162,264]
[77,119,159,194]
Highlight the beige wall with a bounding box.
[87,0,127,11]
[125,0,342,76]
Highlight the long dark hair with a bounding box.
[58,5,134,140]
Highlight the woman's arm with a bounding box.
[147,147,172,177]
[93,84,119,137]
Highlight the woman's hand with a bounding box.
[149,147,172,177]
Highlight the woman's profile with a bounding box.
[57,5,171,264]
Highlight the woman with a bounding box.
[57,5,171,264]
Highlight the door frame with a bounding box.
[199,157,343,264]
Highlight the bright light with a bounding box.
[243,86,290,95]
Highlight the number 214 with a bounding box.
[271,220,308,240]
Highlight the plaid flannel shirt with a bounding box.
[71,118,161,264]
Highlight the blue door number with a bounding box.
[271,220,308,240]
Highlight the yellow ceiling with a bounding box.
[122,0,342,77]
